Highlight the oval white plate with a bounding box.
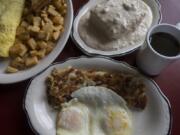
[72,0,162,57]
[24,57,172,135]
[0,0,73,84]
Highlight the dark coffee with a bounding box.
[150,32,180,57]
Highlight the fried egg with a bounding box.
[102,106,132,135]
[57,86,132,135]
[56,99,90,135]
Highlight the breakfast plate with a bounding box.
[0,0,73,84]
[24,57,172,135]
[72,0,162,57]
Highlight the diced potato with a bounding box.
[46,45,53,54]
[55,2,67,16]
[52,31,60,40]
[52,0,63,11]
[54,25,63,31]
[18,44,28,56]
[31,0,50,13]
[44,17,53,24]
[47,41,55,46]
[17,32,30,41]
[37,49,46,59]
[23,7,29,16]
[42,23,54,33]
[47,5,59,16]
[37,41,48,49]
[33,16,41,26]
[27,38,37,50]
[41,20,45,27]
[14,39,22,44]
[25,56,39,67]
[20,21,29,27]
[10,57,25,69]
[41,12,48,19]
[41,10,47,15]
[37,31,47,40]
[53,0,67,16]
[16,27,26,36]
[14,57,24,63]
[30,49,46,59]
[28,25,40,33]
[46,41,55,54]
[7,0,67,72]
[26,14,34,24]
[61,4,67,16]
[30,50,38,57]
[6,66,19,73]
[45,32,51,41]
[52,15,64,25]
[10,43,27,57]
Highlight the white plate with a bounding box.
[0,0,73,84]
[72,0,162,57]
[24,57,172,135]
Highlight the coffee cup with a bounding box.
[136,23,180,76]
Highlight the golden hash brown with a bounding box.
[46,67,148,109]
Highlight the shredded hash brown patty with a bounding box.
[46,67,148,109]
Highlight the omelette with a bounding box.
[0,0,24,57]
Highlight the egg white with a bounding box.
[56,99,90,135]
[101,106,132,135]
[57,86,133,135]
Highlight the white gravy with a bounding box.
[79,0,153,51]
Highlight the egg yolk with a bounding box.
[57,108,83,132]
[102,108,131,135]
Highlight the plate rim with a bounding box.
[0,0,74,84]
[71,0,162,57]
[23,56,172,135]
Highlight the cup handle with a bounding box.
[176,23,180,30]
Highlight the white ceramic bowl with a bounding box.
[72,0,162,57]
[24,57,172,135]
[0,0,73,84]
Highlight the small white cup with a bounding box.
[136,23,180,76]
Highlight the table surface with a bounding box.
[0,0,180,135]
